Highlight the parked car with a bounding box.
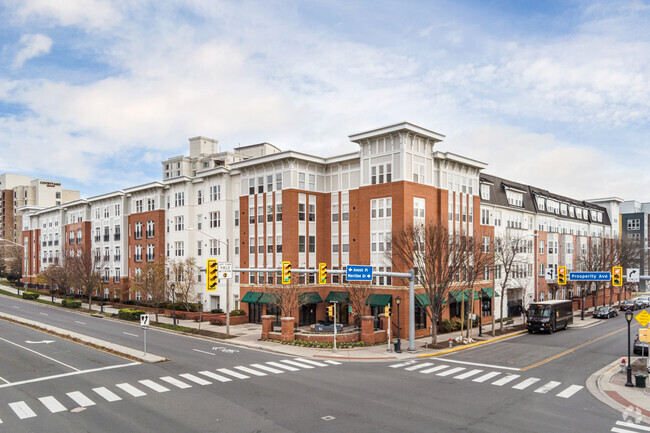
[634,333,649,356]
[592,306,618,319]
[620,300,639,311]
[634,296,650,308]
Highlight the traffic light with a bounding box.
[206,259,218,291]
[327,305,334,318]
[384,305,391,317]
[319,263,327,285]
[612,266,623,287]
[282,261,291,285]
[557,266,567,285]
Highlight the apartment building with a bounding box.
[619,200,650,290]
[20,122,622,339]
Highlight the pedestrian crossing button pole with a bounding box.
[395,296,402,353]
[140,314,150,356]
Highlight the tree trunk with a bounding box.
[491,294,496,337]
[154,303,159,323]
[460,297,465,336]
[431,311,438,346]
[499,284,506,331]
[88,292,92,311]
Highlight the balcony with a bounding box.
[42,242,47,247]
[114,234,121,241]
[94,236,100,242]
[54,240,58,246]
[103,235,110,242]
[103,255,110,262]
[48,241,52,246]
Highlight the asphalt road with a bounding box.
[0,294,648,432]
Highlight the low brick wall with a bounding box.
[209,314,249,326]
[294,332,360,343]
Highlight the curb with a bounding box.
[418,330,528,358]
[587,359,650,425]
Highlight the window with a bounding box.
[332,234,339,253]
[234,210,239,227]
[482,236,490,253]
[267,175,273,192]
[234,239,239,255]
[298,236,306,253]
[174,241,184,257]
[258,236,264,254]
[175,216,184,231]
[276,235,282,253]
[480,184,490,200]
[114,268,120,283]
[135,223,143,239]
[342,203,349,222]
[276,173,282,190]
[370,198,392,220]
[481,209,490,225]
[413,164,425,184]
[76,230,82,244]
[628,219,640,230]
[308,204,316,222]
[249,237,255,254]
[135,200,143,213]
[267,205,273,222]
[308,235,316,253]
[276,203,282,222]
[174,192,185,207]
[209,239,219,256]
[249,206,255,224]
[197,190,203,205]
[210,211,220,228]
[342,235,349,253]
[267,236,273,253]
[249,179,255,195]
[414,198,425,224]
[146,244,155,262]
[298,203,305,221]
[308,174,316,191]
[483,265,490,280]
[114,225,121,241]
[539,240,545,254]
[210,185,221,201]
[135,245,142,262]
[147,198,155,211]
[506,190,523,207]
[258,177,264,194]
[332,204,339,222]
[371,163,392,185]
[298,173,306,189]
[104,206,110,218]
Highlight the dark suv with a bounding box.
[620,300,639,311]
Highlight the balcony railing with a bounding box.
[94,236,100,242]
[103,235,110,242]
[54,240,58,246]
[114,234,121,241]
[42,242,47,247]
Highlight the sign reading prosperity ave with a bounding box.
[569,272,611,281]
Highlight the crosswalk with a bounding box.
[389,361,583,399]
[0,358,341,424]
[610,420,650,433]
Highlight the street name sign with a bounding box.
[626,268,640,283]
[218,262,233,279]
[635,310,650,327]
[569,272,611,281]
[140,314,150,328]
[346,265,373,281]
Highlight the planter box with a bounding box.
[209,314,249,326]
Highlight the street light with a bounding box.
[171,282,177,327]
[0,237,27,296]
[395,296,402,353]
[625,310,634,387]
[187,227,231,336]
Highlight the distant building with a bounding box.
[619,200,650,290]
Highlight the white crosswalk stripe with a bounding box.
[139,380,170,393]
[234,366,267,377]
[179,373,212,385]
[198,371,233,382]
[556,385,583,398]
[39,396,67,413]
[420,365,449,374]
[116,383,147,397]
[512,378,541,390]
[389,362,412,368]
[534,381,561,394]
[437,367,466,377]
[324,360,343,365]
[93,387,122,402]
[295,358,329,367]
[473,372,501,382]
[491,374,520,386]
[250,363,284,374]
[280,359,316,369]
[160,376,192,389]
[612,421,650,432]
[67,391,96,407]
[217,368,250,380]
[9,401,37,419]
[405,362,434,371]
[267,361,299,371]
[454,369,483,380]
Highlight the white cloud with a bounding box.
[12,0,120,31]
[13,33,52,68]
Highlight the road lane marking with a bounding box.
[192,349,215,356]
[0,336,79,371]
[198,371,232,382]
[534,381,561,394]
[280,359,315,369]
[93,387,122,402]
[324,360,342,365]
[556,385,583,398]
[39,312,48,316]
[454,369,483,380]
[9,401,37,419]
[473,372,501,382]
[67,391,96,407]
[217,368,250,380]
[389,362,413,368]
[139,380,170,393]
[435,358,521,371]
[0,376,9,384]
[437,367,466,377]
[74,321,86,325]
[512,378,541,390]
[491,374,520,386]
[521,326,630,371]
[250,363,284,374]
[122,332,139,337]
[12,305,19,309]
[39,396,67,413]
[234,366,267,377]
[405,362,434,371]
[160,376,192,389]
[179,373,212,385]
[614,421,650,431]
[0,362,140,389]
[266,361,299,371]
[295,358,329,367]
[116,383,147,397]
[420,365,449,374]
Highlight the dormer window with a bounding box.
[480,184,490,200]
[537,197,545,211]
[506,190,523,207]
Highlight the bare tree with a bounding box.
[167,257,198,311]
[47,247,75,297]
[576,236,618,308]
[614,236,642,306]
[463,236,494,339]
[3,244,23,283]
[130,256,167,323]
[347,284,373,328]
[390,223,468,346]
[71,247,108,310]
[265,284,308,317]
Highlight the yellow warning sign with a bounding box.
[635,310,650,327]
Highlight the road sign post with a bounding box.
[140,314,149,356]
[333,301,337,353]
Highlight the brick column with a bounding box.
[261,315,275,339]
[361,316,375,345]
[281,317,295,342]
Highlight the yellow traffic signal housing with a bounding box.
[206,259,218,291]
[327,305,334,318]
[384,305,391,317]
[640,328,649,343]
[557,266,567,285]
[319,263,327,285]
[282,261,291,285]
[612,266,623,287]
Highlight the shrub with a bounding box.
[230,309,245,316]
[440,319,461,333]
[62,299,81,308]
[22,291,40,300]
[211,308,224,314]
[118,308,147,321]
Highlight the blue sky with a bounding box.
[0,0,648,201]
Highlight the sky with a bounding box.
[0,0,648,201]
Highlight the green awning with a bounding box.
[324,291,349,303]
[258,293,278,304]
[415,294,430,306]
[365,294,392,307]
[449,290,481,303]
[241,291,263,303]
[300,292,323,304]
[481,287,499,298]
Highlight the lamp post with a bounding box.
[171,283,177,327]
[395,296,402,353]
[0,237,26,295]
[625,310,634,387]
[187,227,231,336]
